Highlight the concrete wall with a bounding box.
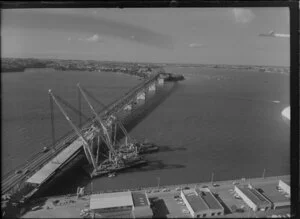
[133,206,153,218]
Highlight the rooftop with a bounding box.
[257,183,290,204]
[132,191,149,207]
[90,191,133,210]
[182,190,209,213]
[196,189,223,210]
[237,186,271,206]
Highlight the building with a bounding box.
[180,188,224,218]
[256,182,290,209]
[234,185,272,211]
[89,191,152,218]
[132,191,153,218]
[278,180,290,196]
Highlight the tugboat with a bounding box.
[136,142,159,154]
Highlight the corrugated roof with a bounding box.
[132,192,149,207]
[196,189,223,210]
[238,186,271,206]
[183,190,208,213]
[90,192,133,210]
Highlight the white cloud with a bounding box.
[189,43,203,48]
[232,8,255,23]
[79,34,103,43]
[67,37,72,41]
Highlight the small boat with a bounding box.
[108,173,116,178]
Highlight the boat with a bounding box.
[137,142,159,154]
[108,173,116,178]
[90,157,147,178]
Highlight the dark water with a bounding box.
[1,67,289,195]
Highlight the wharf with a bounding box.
[19,175,291,218]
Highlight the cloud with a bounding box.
[79,34,103,43]
[232,8,255,23]
[67,37,72,41]
[189,43,203,48]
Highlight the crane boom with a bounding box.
[48,89,97,170]
[77,83,116,154]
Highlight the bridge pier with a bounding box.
[124,104,132,111]
[148,83,156,92]
[157,78,164,85]
[137,91,146,101]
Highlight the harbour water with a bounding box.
[1,67,289,195]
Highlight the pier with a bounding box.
[1,71,165,200]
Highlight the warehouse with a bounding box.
[132,191,153,218]
[234,185,272,211]
[89,191,152,218]
[257,182,290,209]
[278,180,290,196]
[180,188,224,218]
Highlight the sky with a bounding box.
[2,8,290,66]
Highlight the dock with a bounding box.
[19,175,291,218]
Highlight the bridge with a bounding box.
[1,72,165,200]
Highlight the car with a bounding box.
[201,185,208,188]
[153,190,160,193]
[233,181,239,185]
[175,187,181,191]
[212,183,219,187]
[162,188,170,192]
[183,187,190,190]
[174,195,180,199]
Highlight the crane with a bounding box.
[77,83,120,164]
[78,84,136,151]
[48,89,97,170]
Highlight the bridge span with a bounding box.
[1,72,165,200]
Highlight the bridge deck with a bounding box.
[26,138,83,185]
[26,131,94,185]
